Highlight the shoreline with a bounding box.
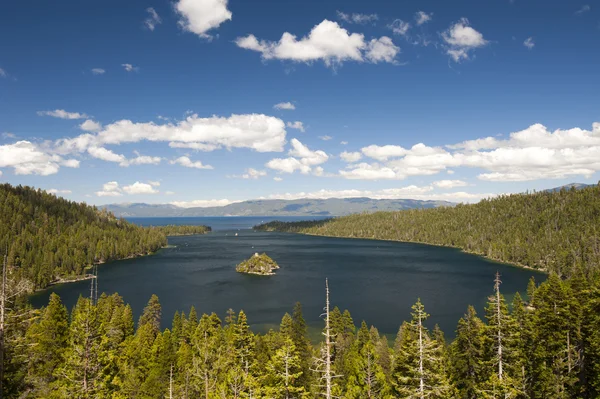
[273,230,548,274]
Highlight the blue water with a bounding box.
[30,217,545,338]
[126,216,330,231]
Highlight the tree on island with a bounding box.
[236,253,280,276]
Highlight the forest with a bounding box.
[255,184,600,276]
[2,272,599,398]
[0,184,209,290]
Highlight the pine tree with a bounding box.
[451,306,487,398]
[25,293,69,397]
[392,299,454,398]
[264,336,305,399]
[56,296,101,398]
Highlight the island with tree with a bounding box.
[236,253,280,275]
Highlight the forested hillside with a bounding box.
[256,184,600,276]
[3,273,600,398]
[0,184,170,289]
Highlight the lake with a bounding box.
[29,217,546,338]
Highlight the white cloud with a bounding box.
[241,168,267,179]
[96,181,122,197]
[165,191,175,195]
[170,199,237,208]
[91,68,105,75]
[523,37,535,49]
[0,141,79,176]
[170,156,213,169]
[340,151,362,162]
[415,11,433,26]
[312,166,324,176]
[47,189,72,195]
[175,0,232,39]
[122,64,139,72]
[56,114,287,156]
[319,135,332,141]
[0,171,3,177]
[347,122,600,182]
[2,132,16,139]
[288,138,329,166]
[123,181,159,195]
[37,109,88,120]
[365,37,400,64]
[340,141,348,145]
[145,7,162,31]
[266,157,311,174]
[148,180,161,187]
[87,146,127,163]
[80,120,102,132]
[389,19,410,36]
[442,18,488,62]
[0,68,7,78]
[433,180,468,189]
[122,154,162,167]
[274,102,296,110]
[336,11,378,24]
[273,177,283,182]
[575,5,591,15]
[287,121,305,132]
[361,144,407,161]
[235,20,398,67]
[263,185,494,203]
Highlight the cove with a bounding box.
[29,226,546,338]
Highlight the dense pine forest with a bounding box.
[2,273,599,398]
[2,183,600,397]
[255,184,600,276]
[0,184,209,289]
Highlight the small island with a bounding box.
[236,253,280,276]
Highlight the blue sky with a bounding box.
[1,0,599,207]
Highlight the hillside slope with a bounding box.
[104,197,453,217]
[0,184,168,289]
[256,184,600,275]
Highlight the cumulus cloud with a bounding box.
[342,122,600,182]
[319,135,332,141]
[91,68,105,75]
[287,121,305,132]
[121,154,162,167]
[144,7,162,31]
[336,11,378,24]
[365,37,400,64]
[235,20,399,67]
[175,0,232,39]
[56,114,287,156]
[170,156,213,169]
[266,139,329,174]
[96,181,122,197]
[523,37,535,49]
[273,177,283,182]
[148,180,161,187]
[80,120,102,132]
[415,11,433,25]
[123,181,159,195]
[38,109,89,120]
[442,18,488,62]
[361,144,408,161]
[274,102,296,110]
[241,168,267,179]
[433,180,468,189]
[340,151,362,162]
[87,146,127,163]
[263,185,494,204]
[47,189,72,195]
[122,63,139,72]
[0,141,79,176]
[170,199,237,208]
[389,19,410,36]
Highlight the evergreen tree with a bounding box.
[451,306,487,398]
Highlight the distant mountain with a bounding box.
[103,198,454,218]
[544,183,594,193]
